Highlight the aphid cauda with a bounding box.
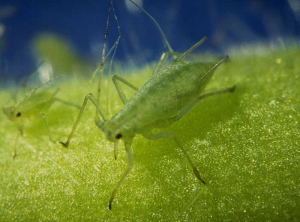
[61,0,235,209]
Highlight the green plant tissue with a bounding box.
[0,46,299,221]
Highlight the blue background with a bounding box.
[0,0,299,82]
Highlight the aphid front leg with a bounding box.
[109,138,134,210]
[143,131,206,184]
[112,75,138,104]
[60,93,107,147]
[12,131,21,160]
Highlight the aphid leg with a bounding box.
[114,141,119,160]
[17,124,24,136]
[152,51,174,75]
[40,113,54,142]
[153,37,207,76]
[53,97,81,109]
[109,138,134,210]
[143,132,206,184]
[60,93,107,147]
[12,131,20,160]
[174,37,207,62]
[11,125,24,159]
[130,0,208,73]
[176,86,236,121]
[173,136,206,184]
[112,75,138,104]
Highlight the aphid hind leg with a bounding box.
[153,51,177,76]
[109,138,134,210]
[153,37,207,76]
[112,75,138,104]
[175,86,236,121]
[143,132,206,184]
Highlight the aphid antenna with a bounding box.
[107,1,121,77]
[89,3,121,84]
[5,61,46,106]
[95,0,121,122]
[105,1,121,116]
[3,76,61,111]
[19,61,45,88]
[129,0,175,58]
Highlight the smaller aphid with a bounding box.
[3,70,80,159]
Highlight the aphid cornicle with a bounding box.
[61,0,235,209]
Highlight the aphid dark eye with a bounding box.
[16,112,22,117]
[115,133,122,139]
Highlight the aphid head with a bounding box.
[103,124,123,142]
[2,105,21,122]
[100,120,132,142]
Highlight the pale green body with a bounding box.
[3,91,56,123]
[100,61,215,142]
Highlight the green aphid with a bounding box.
[61,0,235,209]
[3,73,80,159]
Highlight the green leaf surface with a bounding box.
[0,47,299,221]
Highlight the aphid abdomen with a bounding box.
[110,61,218,135]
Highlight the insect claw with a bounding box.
[193,168,206,184]
[109,195,114,210]
[60,141,69,147]
[229,85,236,93]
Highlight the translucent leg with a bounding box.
[53,97,81,109]
[112,75,138,104]
[176,86,236,121]
[40,113,54,142]
[109,139,134,210]
[60,93,107,147]
[143,132,206,184]
[114,140,119,160]
[12,131,20,160]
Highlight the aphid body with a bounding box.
[102,59,224,141]
[3,88,59,133]
[3,73,80,159]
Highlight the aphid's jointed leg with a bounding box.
[174,37,207,62]
[143,132,206,184]
[112,75,138,104]
[109,138,134,210]
[114,140,119,160]
[153,51,176,76]
[40,113,54,142]
[12,131,20,160]
[60,93,107,147]
[53,97,81,109]
[175,86,236,121]
[153,36,209,76]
